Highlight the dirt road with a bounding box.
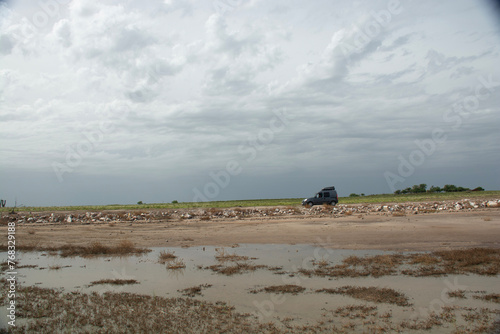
[8,209,500,251]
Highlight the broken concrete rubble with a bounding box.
[4,199,499,225]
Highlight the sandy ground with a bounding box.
[10,208,500,251]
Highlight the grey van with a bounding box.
[302,186,338,207]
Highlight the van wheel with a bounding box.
[329,201,336,206]
[307,202,314,208]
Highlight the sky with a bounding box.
[0,0,499,206]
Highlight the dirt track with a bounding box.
[7,208,500,251]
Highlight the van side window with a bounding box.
[324,192,330,197]
[318,193,322,198]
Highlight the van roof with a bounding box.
[321,186,335,191]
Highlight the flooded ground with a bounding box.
[2,244,500,332]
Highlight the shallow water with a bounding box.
[2,244,499,331]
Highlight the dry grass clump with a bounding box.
[158,250,177,263]
[312,259,329,268]
[203,262,267,276]
[89,279,139,286]
[48,265,71,271]
[334,305,378,319]
[317,286,411,307]
[178,284,212,297]
[17,264,38,269]
[166,259,186,270]
[447,290,467,299]
[215,248,249,262]
[51,240,151,258]
[250,285,306,295]
[473,293,500,303]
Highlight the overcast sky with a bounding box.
[1,0,499,206]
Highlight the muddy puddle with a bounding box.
[2,244,500,332]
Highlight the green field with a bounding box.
[1,191,499,213]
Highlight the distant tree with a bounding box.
[137,201,143,205]
[443,184,458,192]
[349,193,360,197]
[394,190,402,195]
[456,187,469,192]
[0,199,5,208]
[361,193,365,196]
[472,187,485,191]
[428,186,442,193]
[172,200,179,204]
[411,184,427,193]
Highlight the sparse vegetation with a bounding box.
[6,286,286,333]
[8,240,151,258]
[158,250,177,263]
[317,286,412,306]
[48,265,71,270]
[447,290,467,299]
[89,279,139,286]
[215,248,249,262]
[250,285,306,295]
[178,284,212,297]
[473,293,500,303]
[166,259,186,270]
[334,305,378,318]
[202,262,267,276]
[299,248,500,278]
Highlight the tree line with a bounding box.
[394,184,484,195]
